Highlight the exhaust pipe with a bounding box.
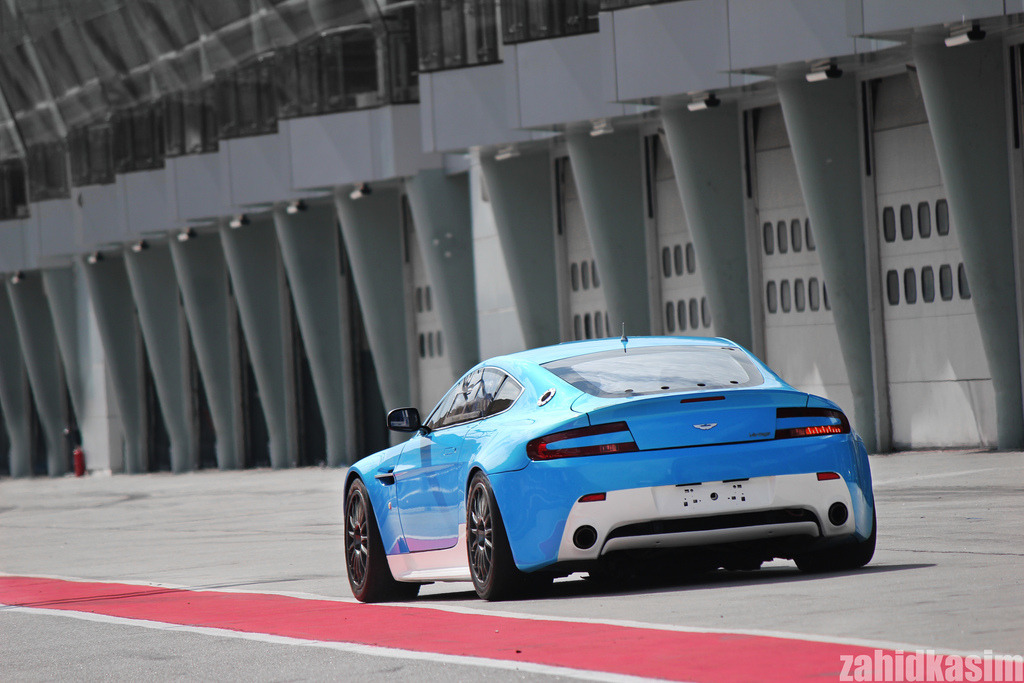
[573,525,598,550]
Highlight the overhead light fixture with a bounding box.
[945,23,985,47]
[687,93,721,112]
[10,270,24,284]
[176,228,196,242]
[286,199,307,214]
[589,118,614,137]
[86,251,103,265]
[229,214,249,229]
[806,62,843,82]
[130,240,148,253]
[494,145,520,162]
[349,183,371,200]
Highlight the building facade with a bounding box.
[1,0,1023,476]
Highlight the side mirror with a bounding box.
[387,407,422,433]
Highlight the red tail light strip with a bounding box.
[527,421,638,461]
[774,407,850,439]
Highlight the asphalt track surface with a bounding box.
[1,449,1022,681]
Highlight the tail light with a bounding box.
[527,421,638,461]
[774,407,850,439]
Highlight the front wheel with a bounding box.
[794,511,876,573]
[467,473,537,601]
[345,478,420,602]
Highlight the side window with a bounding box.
[424,384,459,431]
[444,369,483,426]
[482,368,522,417]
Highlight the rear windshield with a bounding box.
[542,345,764,398]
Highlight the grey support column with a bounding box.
[479,151,560,348]
[405,169,479,375]
[273,203,353,467]
[169,232,241,470]
[124,244,196,473]
[40,267,84,423]
[42,265,124,472]
[913,39,1023,449]
[662,104,754,349]
[220,218,294,468]
[81,256,146,473]
[565,129,651,335]
[0,292,32,477]
[777,76,883,453]
[334,186,412,412]
[6,276,67,476]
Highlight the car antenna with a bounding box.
[620,323,628,353]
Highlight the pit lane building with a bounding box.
[1,0,1022,476]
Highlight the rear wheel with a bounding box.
[345,478,420,602]
[468,473,539,600]
[795,511,876,573]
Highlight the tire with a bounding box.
[467,472,532,601]
[345,478,420,602]
[795,511,876,573]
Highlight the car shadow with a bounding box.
[417,562,935,603]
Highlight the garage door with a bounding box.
[754,104,852,413]
[872,73,995,448]
[652,134,711,338]
[559,157,609,341]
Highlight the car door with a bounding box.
[394,369,488,552]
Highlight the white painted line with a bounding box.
[873,465,1024,487]
[1,605,673,683]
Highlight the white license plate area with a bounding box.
[653,479,772,515]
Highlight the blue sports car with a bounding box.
[344,336,876,602]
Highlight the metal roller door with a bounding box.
[753,105,853,413]
[559,157,609,341]
[406,206,453,413]
[652,135,711,337]
[871,73,994,448]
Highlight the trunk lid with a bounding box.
[572,389,809,450]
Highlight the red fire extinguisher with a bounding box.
[73,447,85,477]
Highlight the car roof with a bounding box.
[488,335,740,367]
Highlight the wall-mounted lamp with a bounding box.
[494,145,520,162]
[687,93,721,112]
[229,214,249,229]
[590,118,614,137]
[349,183,371,200]
[86,251,103,265]
[10,270,24,284]
[130,240,149,253]
[286,199,307,214]
[945,23,985,47]
[806,62,843,82]
[176,228,196,242]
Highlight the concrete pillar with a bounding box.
[273,203,355,467]
[777,76,883,453]
[405,169,479,375]
[220,218,294,468]
[124,243,196,473]
[565,129,651,336]
[334,186,412,411]
[0,291,32,477]
[6,276,67,476]
[913,39,1023,449]
[479,151,560,349]
[662,103,754,349]
[81,255,146,474]
[40,267,84,421]
[169,232,242,470]
[41,265,123,472]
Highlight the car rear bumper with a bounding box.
[554,473,854,562]
[487,433,873,571]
